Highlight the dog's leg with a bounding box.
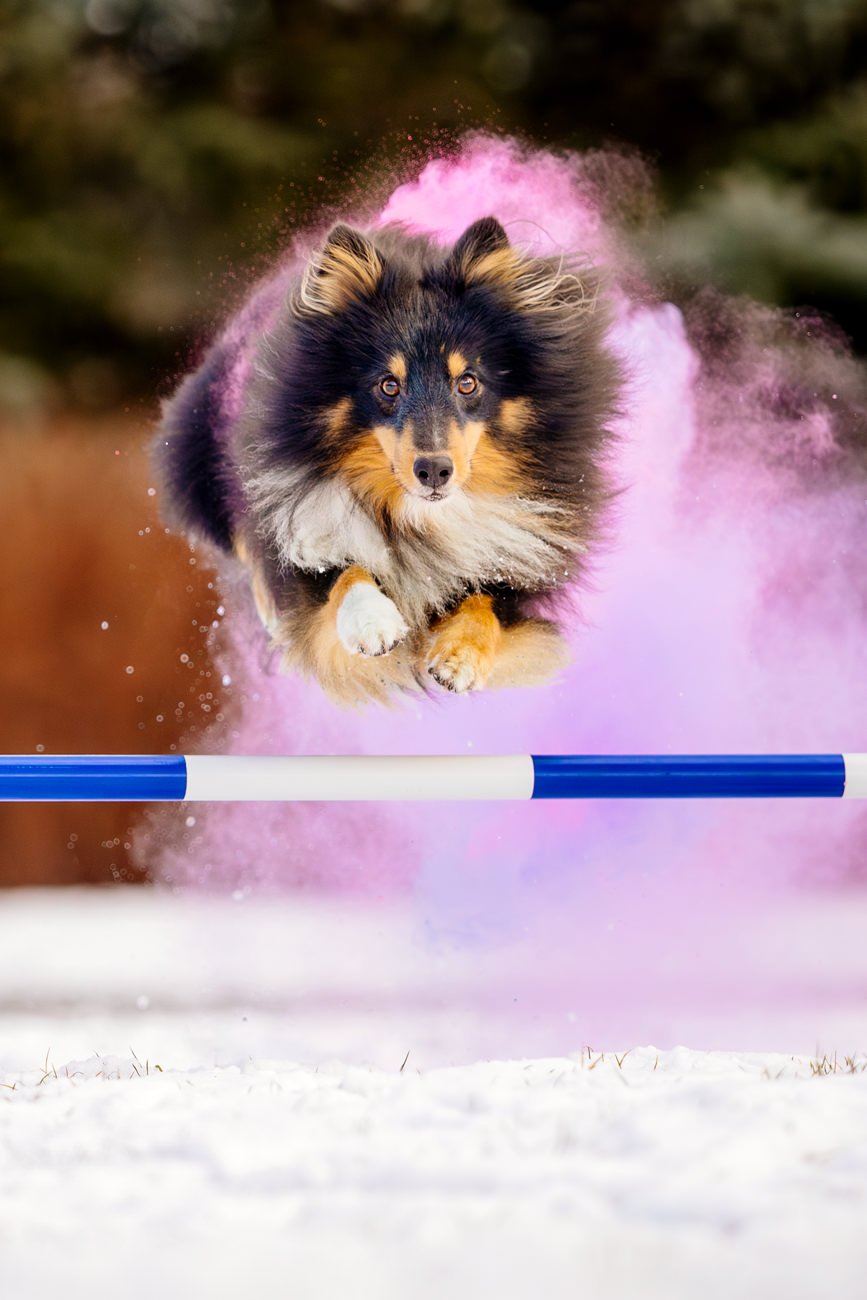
[427,595,570,693]
[234,536,280,635]
[331,567,409,657]
[484,619,570,689]
[299,568,412,705]
[296,566,415,706]
[235,544,415,704]
[236,544,407,655]
[426,594,502,692]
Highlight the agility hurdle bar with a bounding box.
[0,754,866,801]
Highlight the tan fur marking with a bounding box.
[392,418,420,495]
[235,535,278,633]
[447,350,469,380]
[445,418,473,489]
[387,354,407,384]
[444,419,527,496]
[371,422,397,461]
[426,593,502,692]
[341,433,406,519]
[467,247,518,287]
[498,397,534,437]
[325,243,382,302]
[463,418,485,460]
[468,430,523,496]
[427,603,569,694]
[466,248,592,317]
[306,240,383,314]
[486,620,570,689]
[249,568,278,633]
[322,396,353,442]
[329,564,375,605]
[285,565,419,708]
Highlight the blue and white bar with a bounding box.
[0,753,865,801]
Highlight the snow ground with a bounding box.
[1,888,867,1299]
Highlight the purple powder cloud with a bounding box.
[138,136,867,1042]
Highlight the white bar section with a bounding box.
[183,754,535,802]
[843,754,867,798]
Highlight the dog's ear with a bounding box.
[448,217,510,281]
[298,225,385,315]
[450,215,593,317]
[448,216,538,301]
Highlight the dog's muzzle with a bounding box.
[412,455,453,500]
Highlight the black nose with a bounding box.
[413,455,454,489]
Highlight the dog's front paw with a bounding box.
[336,582,408,657]
[427,638,495,693]
[427,646,489,692]
[426,595,500,692]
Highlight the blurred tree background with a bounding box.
[2,0,867,883]
[3,0,867,417]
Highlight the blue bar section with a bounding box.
[0,756,188,802]
[531,754,846,799]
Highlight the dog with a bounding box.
[155,216,621,705]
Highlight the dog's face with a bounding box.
[287,217,558,519]
[360,338,499,506]
[241,212,618,618]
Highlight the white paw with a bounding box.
[336,582,408,657]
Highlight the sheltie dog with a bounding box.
[155,216,621,705]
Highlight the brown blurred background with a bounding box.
[2,0,867,884]
[0,414,220,882]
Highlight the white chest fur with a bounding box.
[252,470,574,628]
[278,480,392,575]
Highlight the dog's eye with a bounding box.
[456,373,478,396]
[380,376,400,398]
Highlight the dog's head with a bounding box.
[268,216,616,528]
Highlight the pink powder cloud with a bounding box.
[138,135,867,1044]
